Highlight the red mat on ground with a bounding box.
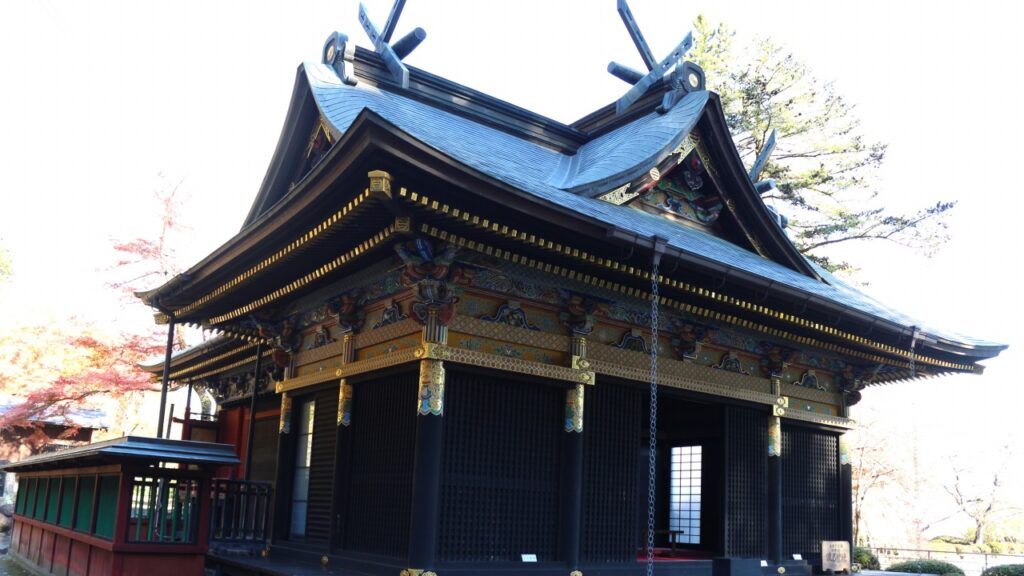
[636,549,715,561]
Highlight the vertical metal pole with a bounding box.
[185,378,194,420]
[167,404,175,438]
[244,342,265,482]
[156,316,176,439]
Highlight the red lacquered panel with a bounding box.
[68,539,90,576]
[52,534,72,576]
[87,546,112,576]
[121,554,204,576]
[39,529,55,572]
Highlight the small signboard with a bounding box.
[822,540,851,574]
[521,554,537,562]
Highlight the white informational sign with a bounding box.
[793,554,803,561]
[822,541,851,574]
[521,554,537,562]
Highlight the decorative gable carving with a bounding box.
[291,118,335,188]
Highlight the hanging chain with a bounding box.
[646,261,660,576]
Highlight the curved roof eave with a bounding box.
[306,103,1004,361]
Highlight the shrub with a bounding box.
[855,547,881,570]
[933,535,974,546]
[886,559,965,576]
[981,565,1024,576]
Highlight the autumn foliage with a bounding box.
[0,178,186,444]
[0,322,163,437]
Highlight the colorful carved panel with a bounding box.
[447,333,565,366]
[636,153,723,226]
[356,335,422,361]
[232,246,854,419]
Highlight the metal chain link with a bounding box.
[646,262,660,576]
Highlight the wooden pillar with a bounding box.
[330,331,355,549]
[407,308,446,573]
[270,392,293,543]
[244,342,265,482]
[196,475,213,551]
[112,470,132,547]
[768,377,787,564]
[156,316,176,439]
[560,334,589,571]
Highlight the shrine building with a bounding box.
[26,4,1004,576]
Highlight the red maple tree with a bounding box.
[0,177,187,444]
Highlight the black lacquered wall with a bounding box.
[580,381,642,563]
[439,371,563,562]
[343,372,418,557]
[305,386,339,544]
[724,405,768,558]
[781,424,841,558]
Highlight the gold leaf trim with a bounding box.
[178,188,374,317]
[209,226,395,325]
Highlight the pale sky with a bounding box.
[1,0,1022,536]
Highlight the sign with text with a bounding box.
[822,541,851,573]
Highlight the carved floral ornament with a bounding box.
[481,300,539,330]
[249,314,301,381]
[558,290,603,335]
[306,324,335,350]
[395,238,469,327]
[758,342,799,378]
[714,350,749,375]
[834,361,879,406]
[327,288,366,333]
[373,298,408,328]
[670,319,714,360]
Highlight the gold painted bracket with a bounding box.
[772,396,789,417]
[596,183,633,205]
[419,343,594,385]
[368,169,392,197]
[276,365,340,394]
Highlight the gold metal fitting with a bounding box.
[368,169,393,196]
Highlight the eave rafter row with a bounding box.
[208,225,396,325]
[397,188,972,372]
[164,349,274,384]
[166,341,258,380]
[173,188,375,319]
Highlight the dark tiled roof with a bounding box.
[3,436,240,472]
[304,63,1001,350]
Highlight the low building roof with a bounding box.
[3,436,240,472]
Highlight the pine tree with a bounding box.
[689,16,954,273]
